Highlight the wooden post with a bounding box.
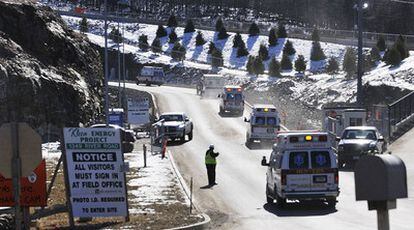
[23,207,30,229]
[11,122,22,230]
[143,144,147,168]
[377,208,390,230]
[190,177,193,214]
[46,154,63,199]
[61,130,75,228]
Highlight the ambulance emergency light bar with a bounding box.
[255,108,277,112]
[226,87,242,92]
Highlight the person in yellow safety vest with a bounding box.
[205,144,219,187]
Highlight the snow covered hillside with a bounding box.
[62,15,414,109]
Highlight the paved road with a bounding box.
[114,83,413,230]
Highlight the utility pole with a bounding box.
[104,0,109,126]
[356,0,364,106]
[117,3,122,108]
[122,24,126,110]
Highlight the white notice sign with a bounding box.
[127,98,150,125]
[63,128,128,218]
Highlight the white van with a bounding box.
[136,66,165,86]
[261,131,339,208]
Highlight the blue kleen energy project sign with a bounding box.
[63,128,128,218]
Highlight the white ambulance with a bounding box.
[245,104,280,146]
[218,85,245,116]
[261,131,339,208]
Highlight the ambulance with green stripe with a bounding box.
[261,131,339,208]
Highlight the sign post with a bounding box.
[63,127,129,221]
[0,123,45,229]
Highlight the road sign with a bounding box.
[0,160,47,207]
[0,123,42,178]
[109,108,124,127]
[63,127,128,218]
[127,98,150,125]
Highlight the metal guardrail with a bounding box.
[388,91,414,138]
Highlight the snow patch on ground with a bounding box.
[41,142,187,215]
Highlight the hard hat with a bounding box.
[209,144,214,149]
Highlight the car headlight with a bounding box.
[178,124,185,129]
[368,142,376,148]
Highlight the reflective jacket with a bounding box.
[205,149,219,165]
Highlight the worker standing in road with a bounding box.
[205,144,219,187]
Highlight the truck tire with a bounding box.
[219,106,224,115]
[327,198,337,209]
[266,185,274,204]
[180,131,186,142]
[275,190,285,208]
[188,128,193,140]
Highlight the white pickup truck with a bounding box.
[159,112,193,142]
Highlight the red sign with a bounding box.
[0,160,47,207]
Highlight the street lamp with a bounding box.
[354,0,368,106]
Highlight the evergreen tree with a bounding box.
[167,14,178,28]
[195,31,206,46]
[343,47,357,78]
[246,56,255,74]
[184,19,195,33]
[258,43,269,60]
[156,24,167,38]
[79,17,88,33]
[283,40,296,56]
[168,29,178,43]
[326,57,339,74]
[363,54,374,72]
[171,42,186,61]
[217,26,229,40]
[109,27,123,43]
[370,46,381,64]
[248,22,260,36]
[384,47,402,66]
[268,27,278,47]
[253,57,265,75]
[211,49,224,68]
[215,18,224,31]
[281,53,293,70]
[310,41,326,61]
[394,35,409,59]
[376,36,386,52]
[277,24,287,38]
[311,28,320,42]
[237,41,249,57]
[233,32,243,48]
[208,42,217,54]
[268,58,281,76]
[138,34,149,51]
[151,38,162,53]
[295,55,307,73]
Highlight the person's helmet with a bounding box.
[209,144,214,149]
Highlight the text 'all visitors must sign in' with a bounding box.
[63,128,128,218]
